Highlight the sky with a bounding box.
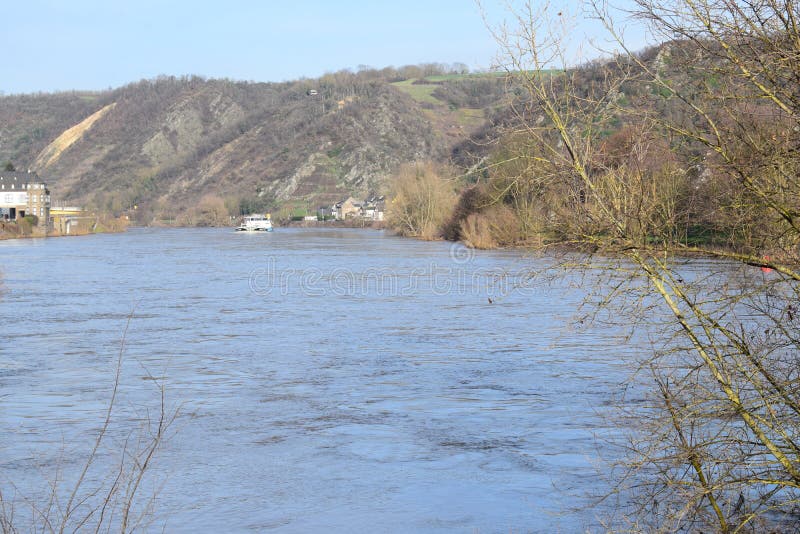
[1,1,651,95]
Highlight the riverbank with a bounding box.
[0,216,129,240]
[281,219,387,230]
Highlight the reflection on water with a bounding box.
[1,228,642,532]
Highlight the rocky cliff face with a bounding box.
[0,73,504,222]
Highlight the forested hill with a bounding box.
[0,67,507,223]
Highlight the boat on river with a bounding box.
[235,214,273,232]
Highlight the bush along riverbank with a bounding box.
[387,117,794,265]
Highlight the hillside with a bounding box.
[0,69,508,224]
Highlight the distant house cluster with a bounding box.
[0,170,96,235]
[319,196,386,221]
[0,171,51,229]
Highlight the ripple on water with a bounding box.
[0,227,656,533]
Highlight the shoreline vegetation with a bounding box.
[381,95,796,265]
[381,142,794,259]
[6,210,792,269]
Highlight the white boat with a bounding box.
[235,214,273,232]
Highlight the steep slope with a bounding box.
[1,71,508,223]
[33,103,116,169]
[164,83,446,210]
[0,92,106,171]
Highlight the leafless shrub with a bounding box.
[459,212,496,249]
[386,161,458,240]
[0,312,178,533]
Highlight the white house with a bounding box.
[0,171,51,228]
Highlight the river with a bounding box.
[1,228,645,532]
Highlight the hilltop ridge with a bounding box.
[0,67,508,223]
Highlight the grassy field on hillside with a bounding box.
[391,72,507,105]
[390,79,441,104]
[423,72,507,82]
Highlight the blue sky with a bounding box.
[2,1,650,94]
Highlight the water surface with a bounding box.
[1,228,641,532]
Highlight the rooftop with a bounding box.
[0,171,47,188]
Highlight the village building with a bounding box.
[334,197,361,220]
[321,195,387,221]
[0,171,51,230]
[362,195,386,221]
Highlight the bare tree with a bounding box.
[489,0,800,530]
